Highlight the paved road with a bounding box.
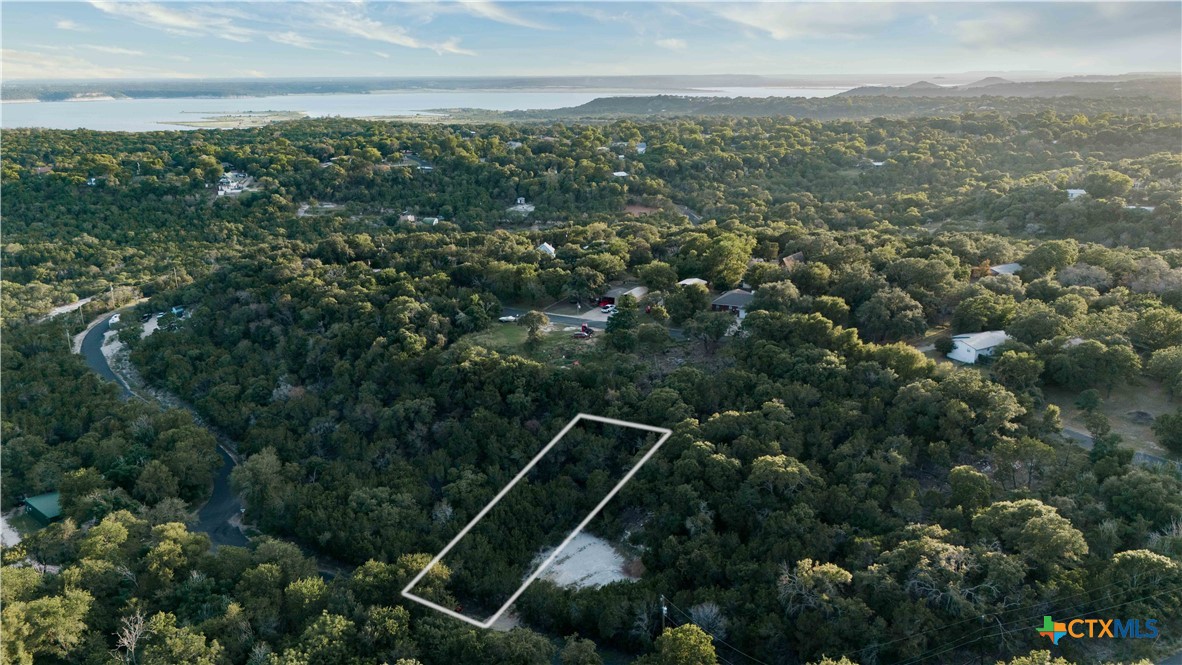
[79,314,131,398]
[196,446,248,547]
[79,312,246,548]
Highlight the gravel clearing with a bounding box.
[536,533,639,589]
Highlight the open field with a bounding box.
[1045,377,1179,459]
[457,322,600,368]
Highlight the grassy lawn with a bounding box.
[459,322,602,368]
[1044,376,1179,459]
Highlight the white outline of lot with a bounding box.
[400,413,673,628]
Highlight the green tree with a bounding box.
[560,634,602,665]
[517,310,550,348]
[1152,408,1182,455]
[684,311,734,354]
[639,262,678,292]
[134,460,179,505]
[665,283,710,325]
[855,287,927,342]
[1082,170,1134,199]
[992,351,1044,393]
[605,296,640,352]
[640,625,717,665]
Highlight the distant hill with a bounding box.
[837,76,1181,99]
[497,90,1181,122]
[961,77,1014,89]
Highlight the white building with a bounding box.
[612,171,629,178]
[677,278,708,287]
[537,242,556,257]
[509,198,536,214]
[947,330,1011,364]
[1067,189,1087,200]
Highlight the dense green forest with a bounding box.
[2,102,1181,665]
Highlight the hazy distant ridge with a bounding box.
[837,75,1180,99]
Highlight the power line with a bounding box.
[858,576,1134,657]
[892,583,1182,665]
[660,603,741,665]
[662,594,774,665]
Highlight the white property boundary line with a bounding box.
[401,413,673,628]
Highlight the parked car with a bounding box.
[109,313,120,325]
[601,304,617,314]
[498,314,519,323]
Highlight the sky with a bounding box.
[2,1,1179,80]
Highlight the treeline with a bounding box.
[3,110,1179,321]
[110,216,1182,663]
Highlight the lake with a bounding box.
[1,87,848,132]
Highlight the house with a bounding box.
[601,284,649,305]
[399,213,416,223]
[678,278,708,288]
[509,198,535,215]
[711,289,755,318]
[780,251,805,269]
[536,242,556,257]
[988,263,1022,276]
[506,141,523,149]
[612,171,629,178]
[23,492,62,526]
[422,217,440,226]
[1067,189,1087,200]
[636,142,647,155]
[947,331,1011,364]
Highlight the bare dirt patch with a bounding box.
[535,532,640,590]
[1045,377,1179,458]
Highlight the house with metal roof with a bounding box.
[947,330,1011,364]
[601,284,649,304]
[23,492,62,526]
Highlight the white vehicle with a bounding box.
[601,304,617,314]
[109,313,120,325]
[498,314,519,323]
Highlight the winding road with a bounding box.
[79,313,247,548]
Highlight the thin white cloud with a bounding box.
[269,31,319,50]
[655,38,687,51]
[1,48,195,79]
[457,1,550,30]
[302,4,475,56]
[82,44,145,56]
[55,19,88,32]
[707,3,900,41]
[87,1,255,42]
[373,51,391,59]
